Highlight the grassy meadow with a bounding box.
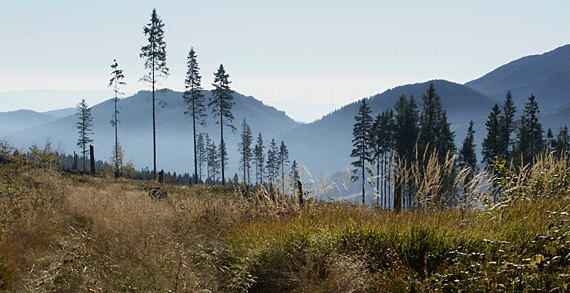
[1,148,570,292]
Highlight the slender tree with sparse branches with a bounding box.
[109,59,125,177]
[183,47,206,184]
[76,99,93,172]
[351,99,373,204]
[140,8,169,178]
[209,64,235,185]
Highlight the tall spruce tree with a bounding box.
[499,91,516,165]
[393,94,419,211]
[209,64,235,185]
[371,109,395,208]
[254,133,265,184]
[266,139,279,189]
[458,120,477,177]
[196,133,207,183]
[109,59,125,177]
[555,126,570,158]
[351,99,373,204]
[418,83,455,164]
[76,99,94,172]
[482,104,502,168]
[516,94,544,165]
[183,47,206,184]
[205,135,217,182]
[140,8,169,178]
[278,141,290,194]
[239,119,253,185]
[291,160,300,198]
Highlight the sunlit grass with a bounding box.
[0,147,570,292]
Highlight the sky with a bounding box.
[1,0,569,122]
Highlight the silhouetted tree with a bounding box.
[418,83,455,164]
[239,119,253,185]
[266,138,279,189]
[499,91,516,165]
[516,95,544,165]
[209,64,235,185]
[109,59,125,177]
[183,47,206,184]
[482,104,502,168]
[196,133,207,183]
[76,99,93,172]
[140,8,169,178]
[351,99,373,204]
[278,141,289,194]
[458,120,477,180]
[254,133,265,185]
[555,126,570,158]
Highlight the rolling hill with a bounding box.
[8,89,300,176]
[466,44,570,111]
[280,80,498,175]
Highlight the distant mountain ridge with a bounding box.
[8,89,300,175]
[466,44,570,111]
[280,80,497,174]
[4,44,570,179]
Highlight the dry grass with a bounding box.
[1,149,570,292]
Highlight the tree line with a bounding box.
[350,83,570,209]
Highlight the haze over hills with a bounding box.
[3,44,570,180]
[280,80,498,174]
[8,89,300,176]
[466,44,570,111]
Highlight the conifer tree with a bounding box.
[351,99,373,204]
[206,136,217,183]
[109,59,125,177]
[418,83,455,164]
[76,99,93,172]
[516,95,544,164]
[291,160,300,198]
[254,133,265,184]
[555,126,570,158]
[278,141,289,194]
[393,94,419,210]
[394,94,419,164]
[140,8,169,178]
[546,128,555,150]
[266,139,279,187]
[209,64,235,185]
[482,104,502,168]
[458,120,477,177]
[239,119,253,184]
[196,133,207,183]
[371,109,395,208]
[183,47,206,184]
[499,91,516,165]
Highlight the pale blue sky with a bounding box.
[2,0,569,117]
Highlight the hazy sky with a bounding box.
[2,0,569,116]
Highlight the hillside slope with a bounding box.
[466,44,570,111]
[8,89,300,175]
[280,80,497,174]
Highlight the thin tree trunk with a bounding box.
[221,108,225,185]
[193,99,197,185]
[152,54,157,179]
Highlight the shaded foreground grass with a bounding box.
[1,158,570,291]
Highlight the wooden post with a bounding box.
[89,145,95,174]
[159,169,164,184]
[72,151,78,171]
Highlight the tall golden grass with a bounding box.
[0,145,569,292]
